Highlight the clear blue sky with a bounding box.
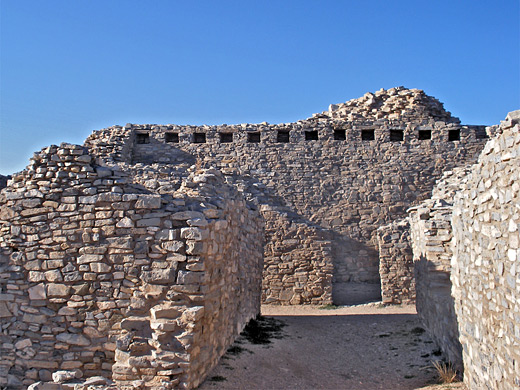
[1,1,519,175]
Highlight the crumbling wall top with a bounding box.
[319,87,459,124]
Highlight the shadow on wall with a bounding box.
[414,256,462,372]
[131,141,197,167]
[131,143,384,306]
[331,232,382,306]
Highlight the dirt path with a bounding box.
[198,304,464,390]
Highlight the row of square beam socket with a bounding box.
[136,128,481,145]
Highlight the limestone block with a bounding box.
[116,216,134,228]
[180,227,207,241]
[77,254,104,264]
[135,195,162,209]
[52,370,79,383]
[56,333,90,346]
[89,262,111,273]
[29,283,47,300]
[141,268,176,284]
[151,304,182,320]
[0,302,12,317]
[180,306,204,322]
[47,284,71,297]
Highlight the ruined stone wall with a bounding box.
[376,219,415,304]
[0,145,263,389]
[262,207,333,305]
[408,167,471,370]
[85,88,488,299]
[451,111,520,389]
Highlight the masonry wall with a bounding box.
[0,145,263,389]
[451,111,520,389]
[85,88,488,302]
[408,167,471,370]
[376,219,415,304]
[262,207,333,305]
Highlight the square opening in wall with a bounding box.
[334,129,346,140]
[390,129,404,142]
[277,130,290,143]
[248,132,261,143]
[361,129,375,141]
[305,130,319,141]
[219,133,233,143]
[475,126,489,139]
[165,132,179,143]
[418,130,432,140]
[193,133,206,143]
[136,133,150,144]
[448,129,460,141]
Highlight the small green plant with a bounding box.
[318,303,339,310]
[432,360,458,384]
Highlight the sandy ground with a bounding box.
[197,303,465,390]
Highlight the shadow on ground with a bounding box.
[198,309,445,390]
[332,282,382,306]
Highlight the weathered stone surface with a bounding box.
[0,89,495,389]
[451,111,520,389]
[376,219,415,304]
[47,284,71,297]
[410,111,520,389]
[56,333,91,346]
[52,370,78,383]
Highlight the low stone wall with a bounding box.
[408,167,471,370]
[376,219,415,304]
[451,111,520,389]
[0,144,263,389]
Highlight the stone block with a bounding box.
[89,262,111,273]
[0,301,12,317]
[135,195,162,209]
[151,304,182,320]
[29,283,47,300]
[141,268,176,284]
[56,333,90,346]
[47,284,71,297]
[77,254,104,264]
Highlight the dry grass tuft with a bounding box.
[432,360,458,384]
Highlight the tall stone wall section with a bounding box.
[85,87,488,301]
[0,144,263,389]
[262,207,333,305]
[451,111,520,389]
[376,219,415,304]
[408,167,471,370]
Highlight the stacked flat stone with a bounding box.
[82,87,487,305]
[0,144,263,389]
[408,166,472,370]
[451,111,520,389]
[408,110,519,388]
[0,87,495,388]
[376,219,415,305]
[322,86,458,123]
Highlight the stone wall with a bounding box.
[0,144,263,389]
[85,87,488,301]
[262,207,333,305]
[408,167,471,370]
[451,111,520,389]
[376,219,415,304]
